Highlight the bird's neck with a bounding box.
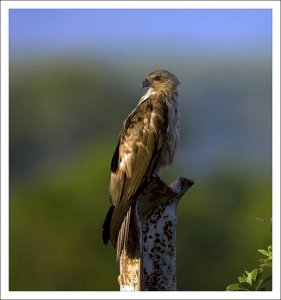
[160,86,180,106]
[138,87,156,104]
[139,86,180,105]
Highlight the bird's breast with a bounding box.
[157,94,180,169]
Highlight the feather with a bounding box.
[109,96,168,254]
[102,70,180,259]
[110,142,120,173]
[102,205,114,244]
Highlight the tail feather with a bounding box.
[116,206,132,259]
[102,205,114,244]
[103,180,150,259]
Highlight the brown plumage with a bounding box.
[102,70,180,259]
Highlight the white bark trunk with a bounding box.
[119,177,194,291]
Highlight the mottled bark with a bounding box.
[119,176,194,291]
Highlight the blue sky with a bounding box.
[8,8,273,177]
[9,9,272,58]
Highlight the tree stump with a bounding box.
[119,176,194,291]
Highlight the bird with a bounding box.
[102,70,180,259]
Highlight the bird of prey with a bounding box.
[102,70,180,259]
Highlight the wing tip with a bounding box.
[102,205,115,245]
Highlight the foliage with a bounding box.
[258,245,272,268]
[226,245,272,291]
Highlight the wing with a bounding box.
[109,95,168,250]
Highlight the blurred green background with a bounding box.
[9,9,272,291]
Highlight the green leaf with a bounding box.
[246,274,252,285]
[246,269,260,285]
[255,279,264,291]
[226,283,240,291]
[250,269,258,282]
[239,282,254,291]
[226,244,272,292]
[238,275,247,283]
[259,257,272,268]
[258,249,271,257]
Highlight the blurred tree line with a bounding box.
[9,55,271,291]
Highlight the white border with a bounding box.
[272,2,281,297]
[0,291,278,300]
[1,1,280,299]
[1,0,10,298]
[1,0,281,9]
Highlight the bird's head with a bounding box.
[141,70,180,92]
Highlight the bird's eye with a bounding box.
[154,76,161,81]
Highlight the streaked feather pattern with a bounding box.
[102,70,180,259]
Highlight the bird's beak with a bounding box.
[141,78,150,89]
